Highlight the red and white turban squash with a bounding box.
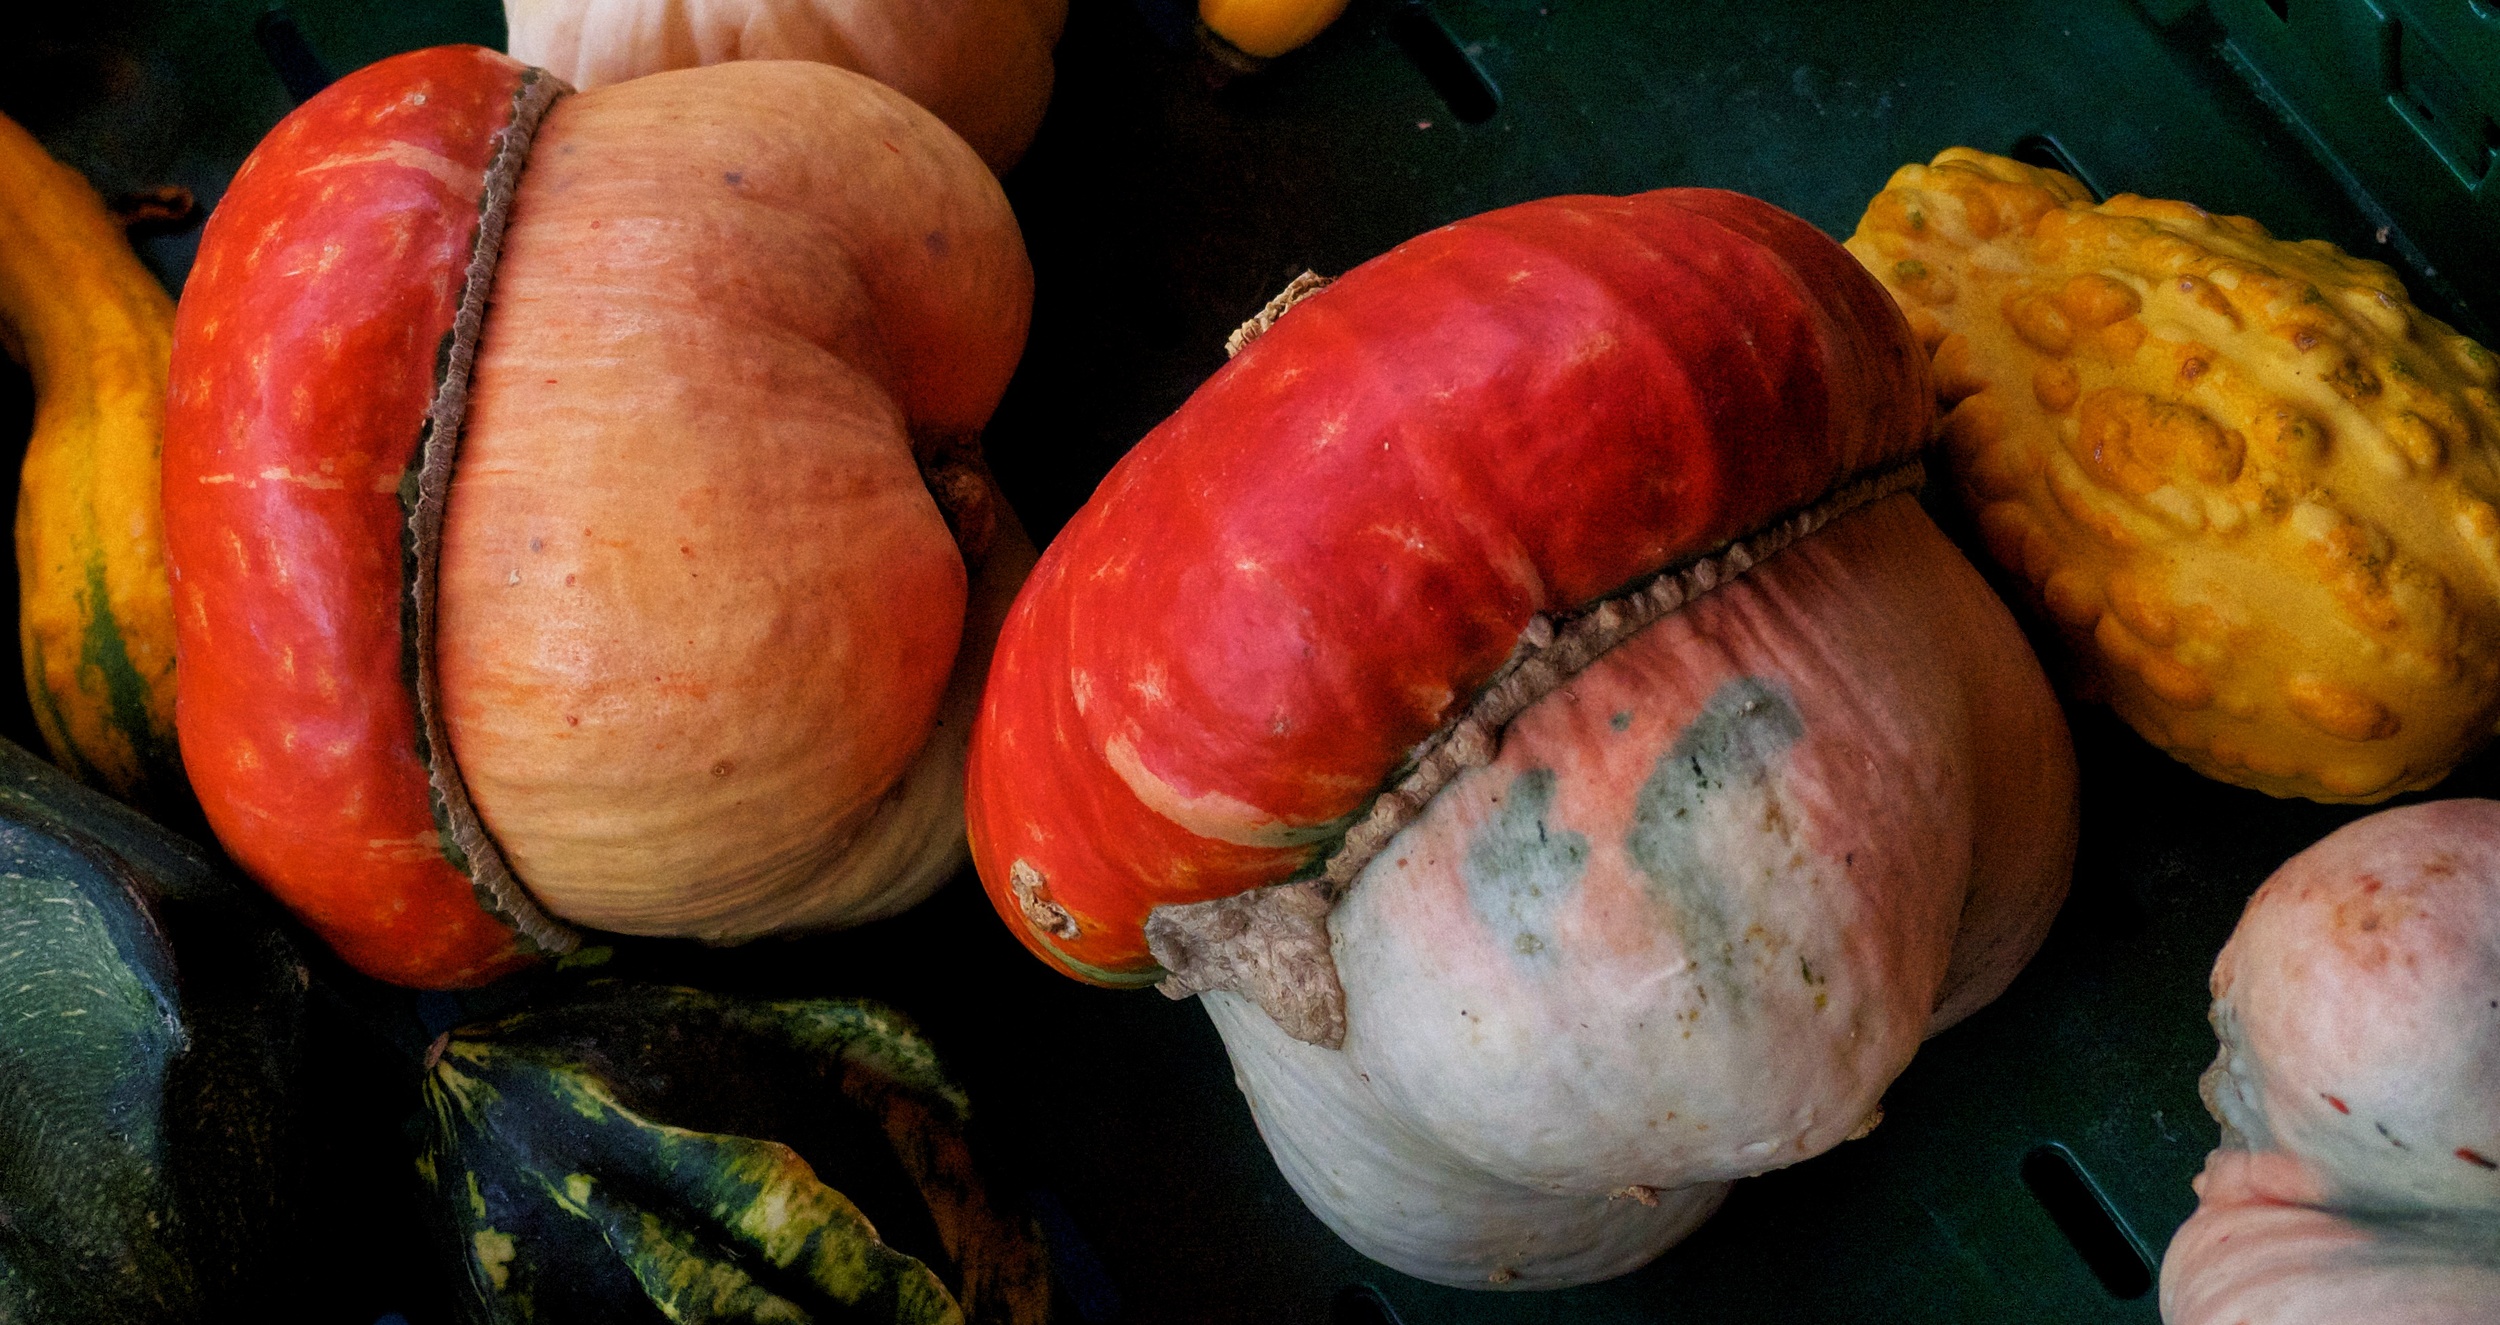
[2162,800,2500,1324]
[162,45,1032,988]
[501,0,1068,171]
[965,191,2080,1287]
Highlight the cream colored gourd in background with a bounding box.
[1847,148,2500,803]
[504,0,1068,170]
[2161,799,2500,1324]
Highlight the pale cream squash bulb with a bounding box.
[504,0,1068,170]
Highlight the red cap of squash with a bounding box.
[965,189,1933,986]
[164,46,571,987]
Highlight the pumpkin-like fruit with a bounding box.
[1846,148,2500,803]
[163,47,1032,987]
[0,111,184,810]
[423,983,1053,1323]
[502,0,1068,171]
[0,737,305,1322]
[966,192,2078,1287]
[2161,799,2500,1324]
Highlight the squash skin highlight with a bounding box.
[2161,800,2500,1325]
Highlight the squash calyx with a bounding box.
[1143,457,1929,1048]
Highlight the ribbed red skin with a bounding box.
[163,46,541,987]
[966,189,1934,985]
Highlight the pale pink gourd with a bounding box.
[1211,493,2078,1288]
[503,0,1068,170]
[2161,800,2500,1324]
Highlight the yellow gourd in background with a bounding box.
[0,112,183,809]
[1849,148,2500,803]
[1200,0,1351,60]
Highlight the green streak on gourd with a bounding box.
[77,550,177,789]
[427,1024,970,1325]
[1625,677,1805,1011]
[766,999,968,1121]
[559,1173,812,1323]
[1461,766,1588,964]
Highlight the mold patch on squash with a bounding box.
[1626,676,1805,1011]
[1460,766,1586,965]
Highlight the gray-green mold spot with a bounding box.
[1625,677,1805,1010]
[1462,767,1588,966]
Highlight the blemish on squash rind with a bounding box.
[1461,766,1585,966]
[1625,677,1805,1009]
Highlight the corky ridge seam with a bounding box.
[1136,272,1926,1048]
[400,65,579,958]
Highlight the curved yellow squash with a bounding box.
[0,112,183,807]
[1848,148,2500,803]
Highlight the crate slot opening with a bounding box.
[254,5,335,105]
[1330,1284,1409,1325]
[2021,1143,2154,1299]
[2391,19,2498,185]
[2009,135,2108,200]
[1387,2,1500,125]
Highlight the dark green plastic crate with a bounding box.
[5,1,2493,1321]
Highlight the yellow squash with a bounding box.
[0,112,182,807]
[1200,0,1351,61]
[1848,148,2500,803]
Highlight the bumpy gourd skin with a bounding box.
[1847,148,2500,803]
[2160,800,2500,1324]
[1212,495,2077,1289]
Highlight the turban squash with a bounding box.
[965,192,2079,1286]
[163,46,1032,988]
[1847,148,2500,803]
[2162,800,2500,1324]
[501,0,1068,171]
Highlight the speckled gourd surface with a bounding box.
[2160,800,2500,1324]
[1848,148,2500,804]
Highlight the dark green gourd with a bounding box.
[423,982,1054,1324]
[0,737,306,1322]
